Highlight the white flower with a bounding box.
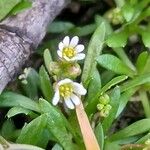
[52,78,87,109]
[57,36,85,61]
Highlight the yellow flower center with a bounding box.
[62,47,76,59]
[59,83,73,98]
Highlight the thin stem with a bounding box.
[113,48,137,72]
[139,90,150,118]
[76,102,100,150]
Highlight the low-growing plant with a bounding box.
[0,0,150,150]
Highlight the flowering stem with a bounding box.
[76,102,100,150]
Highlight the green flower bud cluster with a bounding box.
[105,8,124,25]
[49,61,81,79]
[97,94,112,117]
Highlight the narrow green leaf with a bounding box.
[100,75,128,94]
[121,73,150,92]
[95,123,104,150]
[106,30,128,47]
[1,120,16,140]
[0,0,21,21]
[136,51,149,74]
[39,99,79,150]
[136,132,150,144]
[21,68,39,99]
[122,3,134,22]
[116,88,137,117]
[102,86,120,134]
[97,54,134,76]
[70,24,96,37]
[7,106,31,118]
[141,28,150,48]
[39,66,54,100]
[109,119,150,141]
[10,0,32,15]
[0,92,40,112]
[104,141,121,150]
[81,23,106,86]
[47,21,75,33]
[43,49,53,75]
[17,114,48,148]
[86,69,101,102]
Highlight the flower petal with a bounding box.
[73,82,87,95]
[58,42,64,51]
[71,94,80,106]
[75,44,84,53]
[63,56,72,62]
[69,36,79,47]
[58,78,73,86]
[52,89,60,105]
[64,98,75,109]
[74,53,85,60]
[63,36,70,46]
[57,50,62,58]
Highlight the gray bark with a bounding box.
[0,0,69,92]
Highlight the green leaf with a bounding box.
[142,30,150,47]
[1,120,16,140]
[81,22,106,86]
[0,0,21,21]
[52,144,63,150]
[104,141,121,150]
[122,3,134,22]
[102,86,120,134]
[95,123,104,150]
[100,75,128,94]
[21,68,40,99]
[86,69,101,102]
[136,51,149,74]
[39,99,78,150]
[47,21,75,33]
[0,92,40,112]
[97,54,134,76]
[109,119,150,141]
[43,49,53,74]
[39,66,54,101]
[116,88,137,117]
[136,132,150,144]
[106,30,128,47]
[10,0,32,15]
[6,106,31,118]
[85,75,127,115]
[70,24,96,37]
[121,73,150,92]
[17,114,48,148]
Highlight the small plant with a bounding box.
[0,0,150,150]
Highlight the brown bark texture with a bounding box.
[0,0,69,92]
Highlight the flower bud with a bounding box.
[99,94,110,105]
[49,61,81,79]
[49,62,60,75]
[105,8,124,25]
